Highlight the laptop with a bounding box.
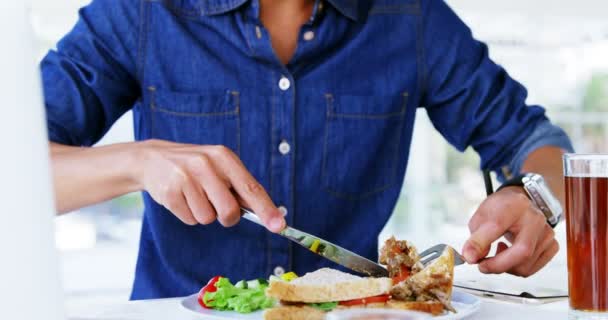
[0,2,65,320]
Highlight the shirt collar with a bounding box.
[197,0,249,15]
[325,0,360,21]
[196,0,362,21]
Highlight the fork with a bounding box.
[419,244,466,267]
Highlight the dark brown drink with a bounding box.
[565,176,608,312]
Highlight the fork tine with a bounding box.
[420,252,440,266]
[453,250,466,265]
[419,244,466,267]
[419,244,446,267]
[419,244,446,258]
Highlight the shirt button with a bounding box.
[278,140,291,155]
[255,25,262,39]
[274,266,285,276]
[303,31,315,41]
[278,77,291,91]
[278,206,288,216]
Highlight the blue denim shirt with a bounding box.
[41,0,573,299]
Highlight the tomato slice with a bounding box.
[339,294,390,307]
[197,275,222,309]
[392,274,408,284]
[392,265,411,284]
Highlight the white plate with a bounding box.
[180,290,481,319]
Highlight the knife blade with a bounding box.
[241,208,389,278]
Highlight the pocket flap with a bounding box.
[150,87,239,116]
[326,93,408,117]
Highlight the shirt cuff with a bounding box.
[496,120,574,182]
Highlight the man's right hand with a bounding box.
[133,139,285,232]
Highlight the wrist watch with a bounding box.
[497,173,563,228]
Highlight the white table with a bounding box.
[67,264,572,320]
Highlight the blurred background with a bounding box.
[30,0,608,312]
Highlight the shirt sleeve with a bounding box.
[41,0,141,146]
[506,120,573,179]
[419,0,573,180]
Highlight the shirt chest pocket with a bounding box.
[147,87,240,154]
[322,93,408,199]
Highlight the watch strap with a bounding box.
[496,174,527,192]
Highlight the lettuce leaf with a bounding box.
[203,277,275,313]
[308,301,339,311]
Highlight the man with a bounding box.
[43,0,573,300]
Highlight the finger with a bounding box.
[462,222,508,264]
[533,225,555,258]
[189,154,241,227]
[233,176,283,231]
[182,176,216,225]
[160,170,198,225]
[511,225,555,275]
[210,147,285,232]
[195,159,241,228]
[235,193,251,209]
[478,221,541,274]
[164,191,197,226]
[475,241,508,267]
[528,240,559,275]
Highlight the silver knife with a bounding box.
[241,208,389,278]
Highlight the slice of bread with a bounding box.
[386,300,445,316]
[264,305,326,320]
[263,301,445,320]
[266,268,392,303]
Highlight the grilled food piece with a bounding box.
[390,245,456,312]
[379,237,424,281]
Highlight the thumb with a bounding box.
[462,240,489,264]
[462,223,504,264]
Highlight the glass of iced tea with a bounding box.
[564,154,608,319]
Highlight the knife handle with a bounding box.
[240,207,265,227]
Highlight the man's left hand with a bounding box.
[461,186,559,277]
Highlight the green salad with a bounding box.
[202,277,276,313]
[308,301,339,311]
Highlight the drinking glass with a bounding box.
[564,154,608,319]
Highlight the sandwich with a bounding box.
[265,268,393,320]
[382,237,456,313]
[263,237,455,320]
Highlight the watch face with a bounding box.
[524,174,563,224]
